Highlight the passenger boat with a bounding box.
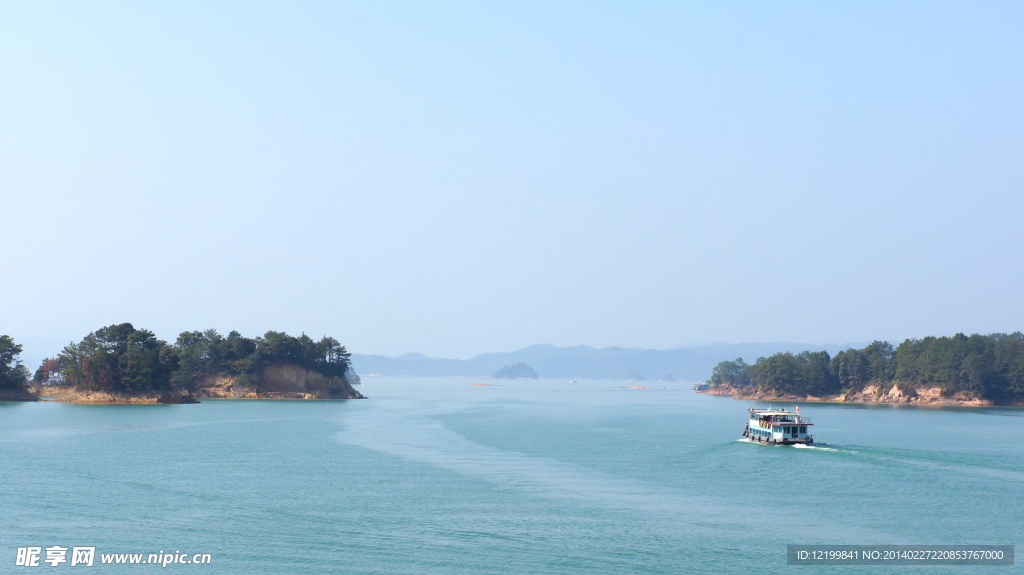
[691,382,710,391]
[742,406,813,445]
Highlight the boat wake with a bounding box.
[741,439,1023,480]
[792,443,839,451]
[737,438,841,451]
[330,399,890,542]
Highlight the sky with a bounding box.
[2,1,1023,362]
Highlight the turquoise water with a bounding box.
[2,377,1023,573]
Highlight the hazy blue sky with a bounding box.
[2,1,1022,360]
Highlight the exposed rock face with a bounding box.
[701,383,994,406]
[193,364,365,399]
[836,384,987,406]
[193,374,256,399]
[258,364,364,399]
[49,389,197,404]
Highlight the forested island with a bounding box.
[492,362,539,379]
[706,332,1024,405]
[1,324,364,403]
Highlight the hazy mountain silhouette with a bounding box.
[351,342,867,381]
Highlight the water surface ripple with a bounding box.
[2,378,1022,573]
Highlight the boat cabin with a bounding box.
[743,407,813,445]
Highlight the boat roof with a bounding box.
[747,408,798,415]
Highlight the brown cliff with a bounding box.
[194,364,365,399]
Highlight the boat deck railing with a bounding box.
[760,416,812,424]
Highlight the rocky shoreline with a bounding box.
[700,383,1006,406]
[40,388,199,404]
[19,364,365,404]
[191,364,364,400]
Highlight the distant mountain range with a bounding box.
[351,342,868,382]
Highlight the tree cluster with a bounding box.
[38,324,352,395]
[709,333,1024,403]
[51,324,176,394]
[0,335,31,390]
[172,329,351,393]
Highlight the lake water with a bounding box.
[2,377,1023,573]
